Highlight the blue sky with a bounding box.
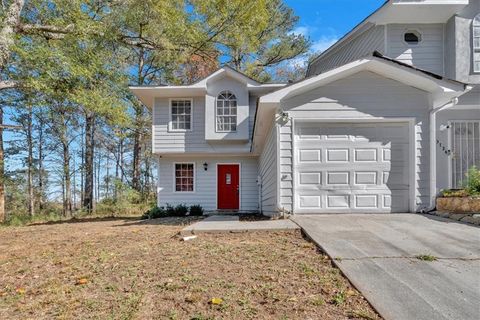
[285,0,385,56]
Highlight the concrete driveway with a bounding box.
[292,214,480,320]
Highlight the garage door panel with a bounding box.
[295,122,410,213]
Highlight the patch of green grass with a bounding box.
[299,262,316,276]
[332,291,346,305]
[416,254,437,261]
[348,309,377,320]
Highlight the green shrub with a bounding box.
[165,204,176,216]
[174,204,189,216]
[141,203,194,219]
[189,204,204,216]
[441,189,469,197]
[141,206,166,219]
[465,166,480,196]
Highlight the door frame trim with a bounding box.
[216,163,241,210]
[292,117,416,213]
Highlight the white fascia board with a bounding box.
[129,87,206,109]
[371,1,468,24]
[195,66,261,87]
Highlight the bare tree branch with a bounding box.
[17,23,75,35]
[0,80,19,90]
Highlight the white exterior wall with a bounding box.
[279,120,294,213]
[386,24,444,75]
[152,95,256,154]
[205,76,249,141]
[307,25,385,76]
[258,124,277,215]
[280,71,433,212]
[157,156,258,211]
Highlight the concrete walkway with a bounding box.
[181,215,299,235]
[292,214,480,320]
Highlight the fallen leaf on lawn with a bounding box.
[0,291,7,297]
[16,287,26,294]
[76,278,88,285]
[210,297,223,305]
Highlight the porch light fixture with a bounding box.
[280,110,289,122]
[203,162,208,171]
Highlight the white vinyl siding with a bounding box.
[281,71,432,212]
[153,97,254,153]
[307,25,385,76]
[258,124,277,215]
[386,24,444,75]
[157,157,258,211]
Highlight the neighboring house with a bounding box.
[131,0,479,216]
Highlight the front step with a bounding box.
[206,210,259,216]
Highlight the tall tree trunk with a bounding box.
[132,111,142,191]
[72,151,76,210]
[0,0,24,71]
[119,136,124,183]
[105,154,110,198]
[0,0,24,222]
[27,105,34,216]
[83,112,95,212]
[132,47,145,192]
[62,136,71,216]
[37,115,44,211]
[80,128,84,205]
[96,151,101,201]
[0,106,4,223]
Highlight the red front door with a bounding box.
[217,164,239,210]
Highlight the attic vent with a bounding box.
[404,31,421,45]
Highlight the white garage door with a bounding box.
[294,122,410,213]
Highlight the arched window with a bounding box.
[473,14,480,72]
[216,91,237,132]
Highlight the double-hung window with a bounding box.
[216,91,237,132]
[473,14,480,73]
[170,99,192,131]
[174,163,194,192]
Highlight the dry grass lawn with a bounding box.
[0,217,380,319]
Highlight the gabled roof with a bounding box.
[129,66,286,109]
[253,52,471,155]
[262,52,468,106]
[193,65,262,87]
[307,0,469,74]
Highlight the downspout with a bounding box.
[426,97,458,213]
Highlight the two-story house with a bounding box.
[131,0,479,216]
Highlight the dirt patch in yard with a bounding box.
[0,217,379,319]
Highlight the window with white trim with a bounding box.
[216,91,237,132]
[174,163,194,192]
[473,14,480,73]
[170,99,192,131]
